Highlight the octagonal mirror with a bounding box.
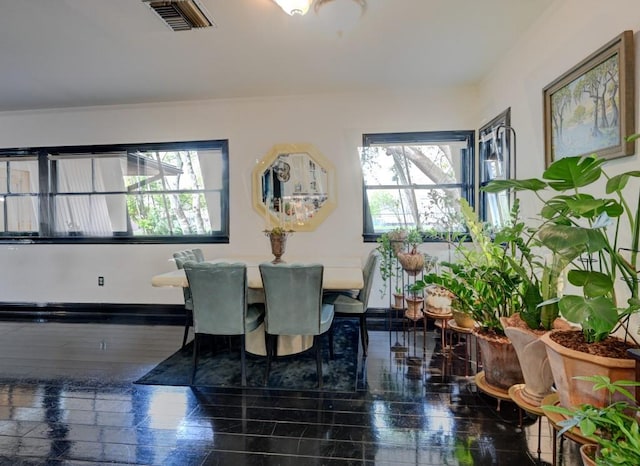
[252,143,336,232]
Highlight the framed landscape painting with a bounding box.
[543,30,635,167]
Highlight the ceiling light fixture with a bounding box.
[272,0,313,16]
[272,0,366,17]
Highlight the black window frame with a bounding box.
[361,130,475,242]
[0,139,229,244]
[478,108,513,227]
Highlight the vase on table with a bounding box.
[265,228,292,264]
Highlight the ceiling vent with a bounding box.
[143,0,215,31]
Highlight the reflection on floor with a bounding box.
[0,320,583,465]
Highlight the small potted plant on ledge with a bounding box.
[544,375,640,466]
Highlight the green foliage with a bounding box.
[406,281,425,297]
[268,226,287,236]
[483,136,640,342]
[375,228,406,297]
[419,199,529,334]
[544,376,640,466]
[405,228,423,249]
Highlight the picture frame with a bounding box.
[543,30,635,167]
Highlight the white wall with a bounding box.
[478,0,640,204]
[0,88,478,305]
[5,0,636,311]
[478,0,640,335]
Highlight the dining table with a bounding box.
[151,255,365,356]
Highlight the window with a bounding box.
[361,131,474,241]
[478,108,513,229]
[0,140,229,243]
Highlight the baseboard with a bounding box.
[0,302,187,325]
[0,303,407,328]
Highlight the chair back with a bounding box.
[183,262,248,335]
[259,263,324,336]
[173,251,194,309]
[192,248,205,262]
[357,250,378,307]
[173,250,197,269]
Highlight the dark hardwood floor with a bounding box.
[0,320,582,465]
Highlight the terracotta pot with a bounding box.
[392,293,404,309]
[501,318,553,407]
[388,231,407,255]
[397,251,424,276]
[404,297,424,320]
[474,328,524,391]
[540,330,635,409]
[453,310,475,328]
[425,285,454,315]
[580,444,598,466]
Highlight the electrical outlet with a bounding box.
[98,276,104,286]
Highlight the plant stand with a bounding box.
[425,310,452,355]
[447,319,479,377]
[509,384,543,457]
[474,370,511,411]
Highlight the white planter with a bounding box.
[503,325,553,407]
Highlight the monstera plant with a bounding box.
[483,142,640,408]
[483,153,640,343]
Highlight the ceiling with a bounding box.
[0,0,553,112]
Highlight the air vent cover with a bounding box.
[143,0,215,31]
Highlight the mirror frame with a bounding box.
[252,143,336,232]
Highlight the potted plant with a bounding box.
[376,228,407,298]
[493,200,573,406]
[484,147,640,408]
[543,375,640,466]
[397,228,425,275]
[404,281,425,320]
[264,225,293,264]
[392,286,404,309]
[420,199,525,391]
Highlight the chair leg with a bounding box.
[182,310,191,348]
[328,326,334,360]
[191,334,199,385]
[240,334,247,387]
[360,314,368,357]
[315,335,323,389]
[264,333,274,386]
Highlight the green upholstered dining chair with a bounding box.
[191,248,205,262]
[183,261,264,386]
[322,250,377,356]
[259,263,335,388]
[173,251,196,348]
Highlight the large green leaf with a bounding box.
[537,225,605,260]
[559,295,617,330]
[543,155,605,191]
[606,170,640,193]
[520,282,542,329]
[482,179,548,193]
[564,197,623,218]
[567,270,613,297]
